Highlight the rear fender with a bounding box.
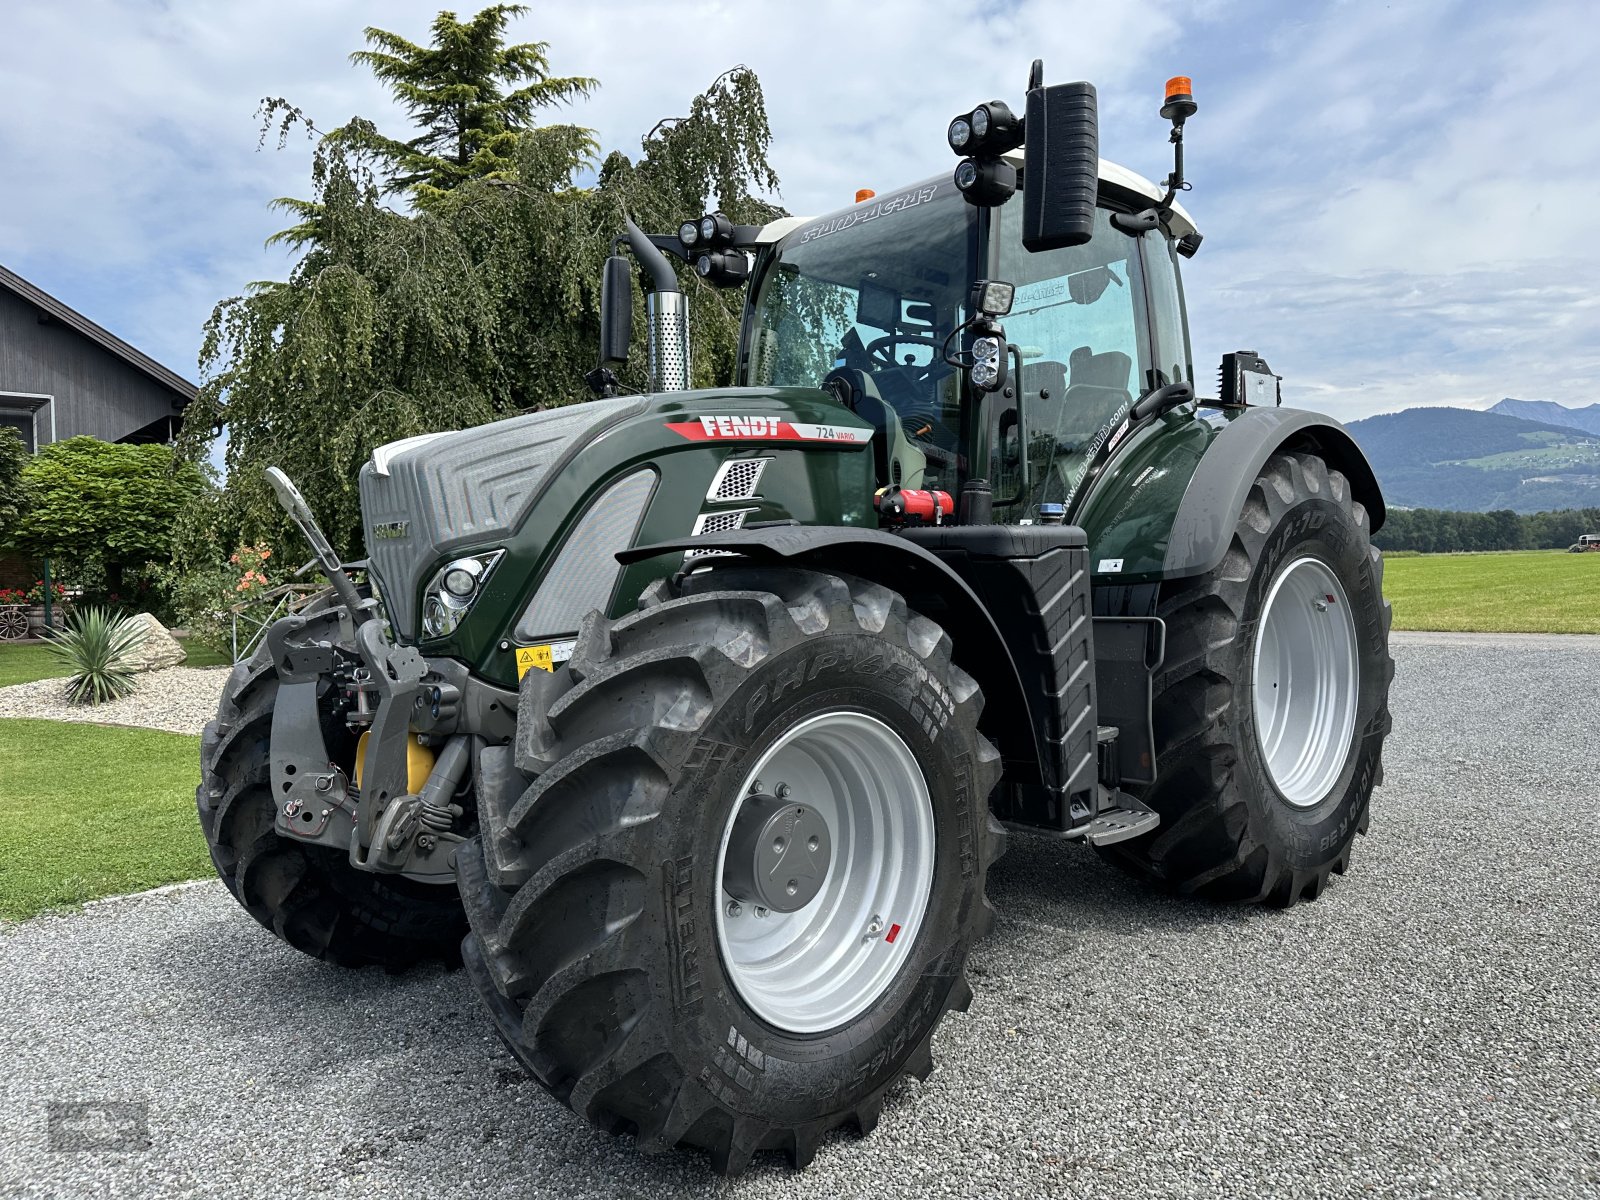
[1075,406,1385,585]
[1163,408,1385,577]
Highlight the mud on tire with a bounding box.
[459,566,1006,1173]
[1099,451,1394,905]
[196,606,466,969]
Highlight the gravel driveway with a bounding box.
[2,634,1596,1199]
[0,666,227,734]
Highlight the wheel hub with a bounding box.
[1252,556,1360,807]
[714,711,935,1034]
[722,795,832,913]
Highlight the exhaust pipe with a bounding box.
[625,217,691,392]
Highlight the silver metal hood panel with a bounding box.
[359,397,644,637]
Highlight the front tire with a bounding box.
[1100,451,1393,904]
[196,609,467,968]
[459,567,1005,1172]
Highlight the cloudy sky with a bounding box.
[2,0,1595,424]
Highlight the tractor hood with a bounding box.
[360,396,646,637]
[358,387,874,649]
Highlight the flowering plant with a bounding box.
[25,580,69,605]
[229,543,274,597]
[0,587,27,606]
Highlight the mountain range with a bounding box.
[1345,400,1600,513]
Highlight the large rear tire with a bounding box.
[459,567,1005,1173]
[196,609,466,968]
[1099,451,1393,904]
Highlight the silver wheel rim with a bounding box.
[1252,556,1360,808]
[715,711,935,1034]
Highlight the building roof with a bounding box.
[0,263,197,404]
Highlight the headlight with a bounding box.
[970,358,999,389]
[421,550,503,639]
[972,335,1001,361]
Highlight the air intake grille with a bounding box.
[691,508,757,536]
[707,457,771,502]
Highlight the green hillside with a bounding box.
[1346,406,1600,512]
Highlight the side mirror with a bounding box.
[1021,81,1099,252]
[599,253,633,364]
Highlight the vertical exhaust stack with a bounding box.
[625,217,691,392]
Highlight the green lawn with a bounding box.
[0,639,230,687]
[0,719,211,921]
[1383,549,1600,634]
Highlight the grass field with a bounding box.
[0,719,209,922]
[0,639,230,687]
[1384,549,1600,634]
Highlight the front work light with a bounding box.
[953,156,1017,207]
[678,220,700,247]
[947,100,1023,157]
[695,249,750,288]
[971,279,1015,317]
[968,333,1008,393]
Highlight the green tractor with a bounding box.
[198,66,1393,1173]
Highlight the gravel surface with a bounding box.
[2,634,1597,1198]
[0,666,228,735]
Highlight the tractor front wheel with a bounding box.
[459,566,1004,1173]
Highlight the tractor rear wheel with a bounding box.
[459,566,1004,1173]
[1099,451,1393,904]
[196,600,466,968]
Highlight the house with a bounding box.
[0,263,196,451]
[0,264,197,591]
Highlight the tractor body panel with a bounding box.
[360,386,875,689]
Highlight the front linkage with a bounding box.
[260,468,514,882]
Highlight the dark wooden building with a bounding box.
[0,263,196,452]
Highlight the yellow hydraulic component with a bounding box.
[354,730,436,794]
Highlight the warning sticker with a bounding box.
[514,639,577,679]
[515,645,553,678]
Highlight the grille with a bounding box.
[514,470,657,642]
[707,457,771,502]
[691,508,757,536]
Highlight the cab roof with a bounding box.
[755,158,1198,245]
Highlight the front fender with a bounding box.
[617,526,1043,785]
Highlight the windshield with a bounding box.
[992,206,1150,518]
[747,179,979,492]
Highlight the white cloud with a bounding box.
[1,0,1593,430]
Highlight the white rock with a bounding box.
[123,612,187,672]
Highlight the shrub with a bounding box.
[46,607,149,705]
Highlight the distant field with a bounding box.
[1383,549,1600,634]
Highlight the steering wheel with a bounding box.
[864,332,945,375]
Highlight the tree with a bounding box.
[11,438,205,588]
[183,9,780,563]
[264,4,597,246]
[0,426,27,547]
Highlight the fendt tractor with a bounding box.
[198,66,1393,1173]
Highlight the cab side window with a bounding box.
[1142,232,1192,389]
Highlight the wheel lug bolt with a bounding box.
[726,900,742,917]
[775,783,791,799]
[754,906,769,918]
[749,779,763,795]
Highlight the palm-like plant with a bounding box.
[46,607,148,705]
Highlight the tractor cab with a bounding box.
[740,160,1200,522]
